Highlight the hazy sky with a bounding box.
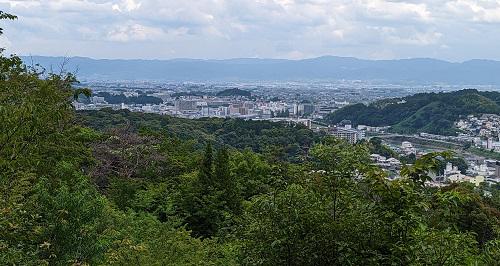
[1,0,500,61]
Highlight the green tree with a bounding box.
[102,211,237,265]
[0,19,107,263]
[215,146,241,214]
[368,137,398,158]
[199,142,214,188]
[231,149,273,199]
[240,138,377,265]
[183,144,225,237]
[400,153,417,164]
[34,163,108,265]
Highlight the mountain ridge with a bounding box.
[20,55,500,84]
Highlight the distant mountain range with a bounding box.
[19,55,500,84]
[325,89,500,135]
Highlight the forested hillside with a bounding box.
[216,88,251,97]
[1,16,500,265]
[77,109,318,162]
[326,89,500,135]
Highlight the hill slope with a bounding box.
[20,55,500,84]
[216,88,251,97]
[325,89,500,135]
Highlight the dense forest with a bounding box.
[326,89,500,135]
[1,15,500,265]
[77,109,318,163]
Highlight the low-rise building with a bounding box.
[329,127,362,144]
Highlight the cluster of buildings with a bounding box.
[74,89,350,132]
[74,80,369,124]
[170,98,322,122]
[437,160,500,187]
[370,141,417,178]
[369,139,500,186]
[455,114,500,151]
[75,79,451,121]
[400,141,417,155]
[174,99,260,118]
[74,99,162,114]
[75,92,327,123]
[371,154,402,174]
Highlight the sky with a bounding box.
[1,0,500,61]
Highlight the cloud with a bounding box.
[446,0,500,23]
[368,26,442,46]
[112,0,141,12]
[358,0,432,22]
[1,0,500,60]
[107,22,164,42]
